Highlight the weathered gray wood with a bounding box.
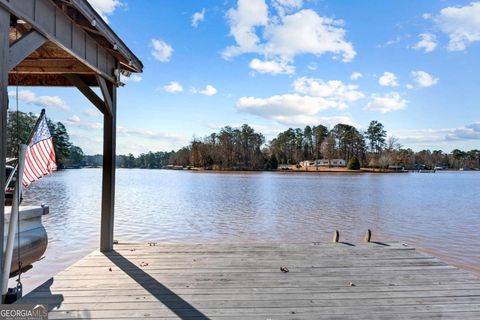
[15,58,94,74]
[64,74,106,114]
[41,313,480,320]
[100,81,116,252]
[19,288,480,304]
[24,283,480,298]
[42,312,480,320]
[17,243,480,319]
[0,0,130,82]
[8,29,47,70]
[96,75,112,116]
[70,0,142,72]
[0,5,9,298]
[38,303,480,317]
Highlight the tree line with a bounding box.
[6,110,84,168]
[115,124,266,170]
[115,121,479,171]
[9,110,478,171]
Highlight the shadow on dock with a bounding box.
[106,250,209,320]
[19,278,64,312]
[338,242,355,246]
[370,241,390,246]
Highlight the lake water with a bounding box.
[16,169,480,293]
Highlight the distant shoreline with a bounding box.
[186,167,409,174]
[70,166,477,173]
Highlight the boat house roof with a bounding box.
[4,0,143,87]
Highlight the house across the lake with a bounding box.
[300,159,346,167]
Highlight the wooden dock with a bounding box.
[17,242,480,319]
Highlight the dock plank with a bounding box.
[17,242,480,319]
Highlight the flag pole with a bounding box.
[2,110,46,301]
[3,109,45,192]
[26,108,46,145]
[1,144,27,300]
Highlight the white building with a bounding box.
[300,159,346,167]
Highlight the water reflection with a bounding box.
[17,168,480,293]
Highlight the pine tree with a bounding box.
[347,155,361,170]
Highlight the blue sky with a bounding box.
[8,0,480,155]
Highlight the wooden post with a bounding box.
[332,230,339,243]
[364,229,372,243]
[0,6,10,298]
[100,80,116,252]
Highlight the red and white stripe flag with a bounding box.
[22,112,57,188]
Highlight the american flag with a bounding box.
[22,112,57,187]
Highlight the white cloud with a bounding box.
[447,122,480,140]
[192,8,206,27]
[292,77,364,105]
[86,122,103,130]
[117,127,187,143]
[236,76,363,126]
[271,115,354,127]
[307,62,317,70]
[412,33,437,53]
[87,0,122,22]
[207,123,284,138]
[83,108,100,117]
[436,1,480,51]
[223,0,269,58]
[207,121,283,135]
[223,1,355,65]
[249,58,295,75]
[120,74,142,83]
[395,122,480,144]
[422,13,432,20]
[116,128,189,155]
[378,72,399,87]
[237,94,337,120]
[410,70,439,88]
[263,10,356,62]
[163,81,183,94]
[67,119,103,130]
[151,38,173,62]
[272,0,304,16]
[69,134,102,155]
[364,92,407,113]
[193,85,217,96]
[84,122,102,129]
[8,90,70,112]
[376,36,403,48]
[350,72,363,80]
[67,115,81,124]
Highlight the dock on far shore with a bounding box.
[17,242,480,319]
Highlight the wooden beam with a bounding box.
[97,75,112,117]
[0,0,117,82]
[64,74,106,114]
[0,5,9,300]
[13,58,94,74]
[8,73,98,87]
[100,82,116,252]
[8,29,47,71]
